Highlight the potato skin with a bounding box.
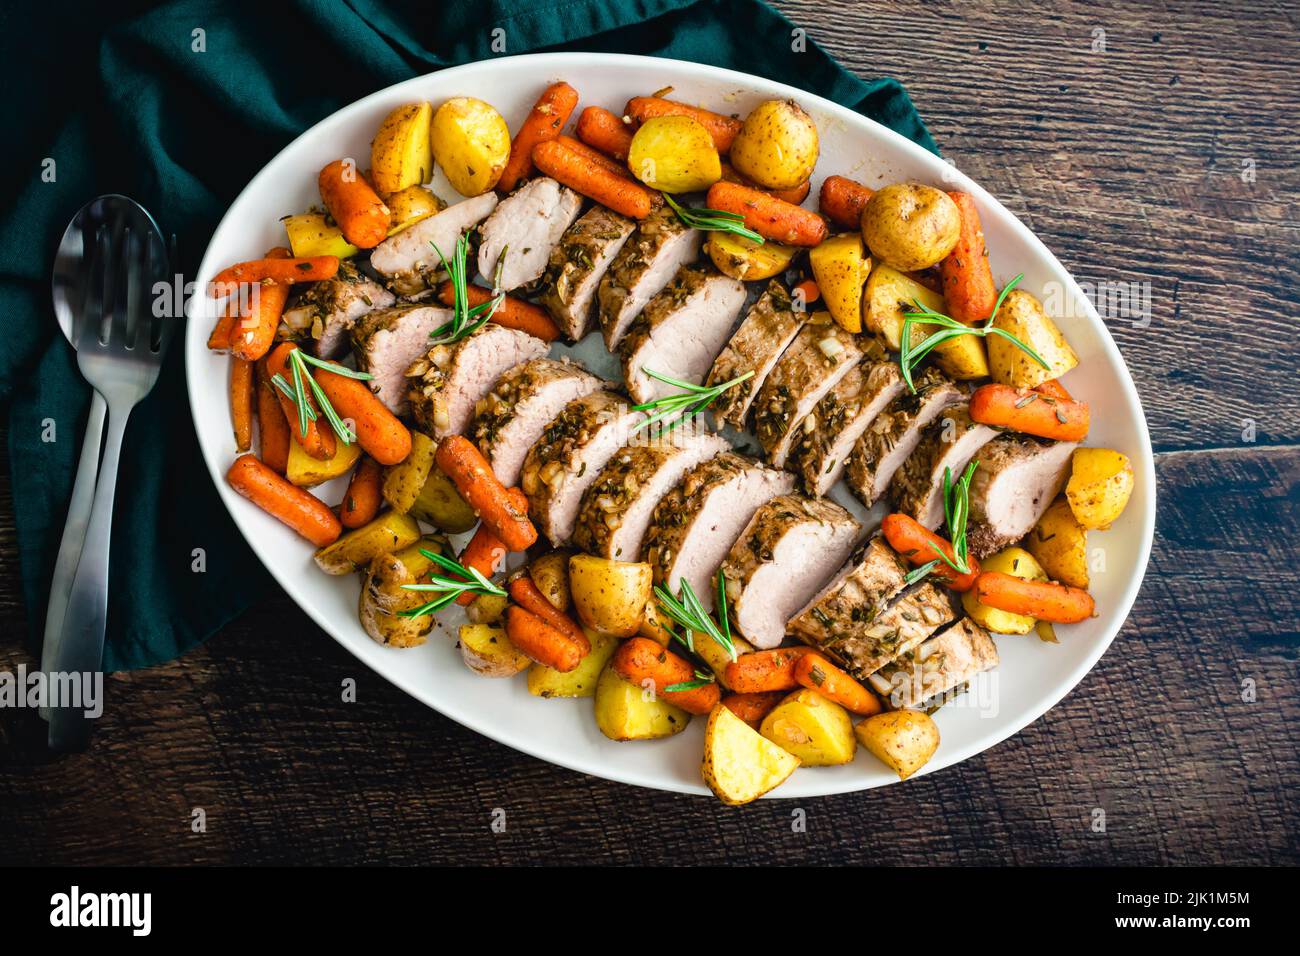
[359,552,434,647]
[430,96,510,197]
[855,710,940,780]
[283,213,358,259]
[371,102,433,196]
[528,550,573,613]
[385,185,442,235]
[809,233,869,333]
[760,689,856,766]
[988,289,1079,387]
[702,702,800,805]
[382,431,437,513]
[961,546,1046,634]
[407,465,477,533]
[593,662,691,740]
[628,115,722,193]
[1066,448,1135,530]
[287,435,361,488]
[706,233,797,281]
[729,99,819,191]
[314,511,422,575]
[861,183,961,271]
[568,555,652,637]
[460,623,532,677]
[1026,496,1089,588]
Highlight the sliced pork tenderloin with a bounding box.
[720,495,861,649]
[868,618,999,710]
[470,359,603,486]
[370,192,498,296]
[966,435,1078,558]
[788,357,904,497]
[597,206,703,350]
[537,206,636,341]
[845,367,964,507]
[890,405,999,529]
[571,430,731,561]
[404,322,549,438]
[352,305,454,415]
[620,266,747,404]
[521,390,646,547]
[706,281,807,430]
[280,260,395,359]
[477,177,583,292]
[642,453,795,611]
[752,314,865,468]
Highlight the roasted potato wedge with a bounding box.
[855,710,940,780]
[706,232,798,281]
[314,511,422,575]
[1066,447,1135,530]
[988,289,1078,387]
[466,592,509,625]
[391,534,447,574]
[528,628,618,699]
[569,555,652,637]
[861,182,961,271]
[385,185,443,236]
[961,546,1047,634]
[430,96,510,197]
[729,99,819,191]
[628,115,722,193]
[359,549,437,647]
[594,662,692,741]
[286,435,361,488]
[407,464,477,533]
[637,599,677,647]
[382,431,437,513]
[460,623,531,678]
[283,213,359,259]
[760,688,856,766]
[529,550,573,613]
[702,702,801,805]
[1026,496,1089,589]
[863,264,988,378]
[810,233,869,333]
[371,102,433,196]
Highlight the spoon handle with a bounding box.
[47,404,130,752]
[39,389,108,720]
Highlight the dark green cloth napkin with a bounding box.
[0,0,936,671]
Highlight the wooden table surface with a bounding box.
[2,0,1297,866]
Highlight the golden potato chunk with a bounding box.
[855,710,940,780]
[1066,447,1135,530]
[760,689,856,766]
[702,703,801,805]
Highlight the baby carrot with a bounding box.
[209,254,337,297]
[794,652,882,716]
[255,359,290,474]
[624,96,742,153]
[435,281,561,342]
[435,436,538,551]
[505,606,587,673]
[226,454,341,547]
[265,343,336,461]
[339,457,382,529]
[719,161,810,205]
[498,81,580,193]
[230,247,293,361]
[970,383,1090,442]
[723,647,814,694]
[721,691,785,730]
[975,572,1095,623]
[312,364,412,466]
[1034,378,1074,402]
[556,135,633,179]
[531,139,657,220]
[612,637,721,716]
[507,575,589,650]
[318,159,390,249]
[940,191,997,325]
[818,175,875,231]
[454,523,509,606]
[230,357,254,452]
[575,105,634,160]
[705,181,828,246]
[880,512,981,592]
[792,278,820,305]
[207,299,236,350]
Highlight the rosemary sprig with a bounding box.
[901,462,979,586]
[663,194,764,244]
[270,351,373,446]
[397,548,507,617]
[898,274,1050,392]
[427,234,506,346]
[631,367,754,434]
[665,669,715,693]
[904,558,941,586]
[655,572,737,662]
